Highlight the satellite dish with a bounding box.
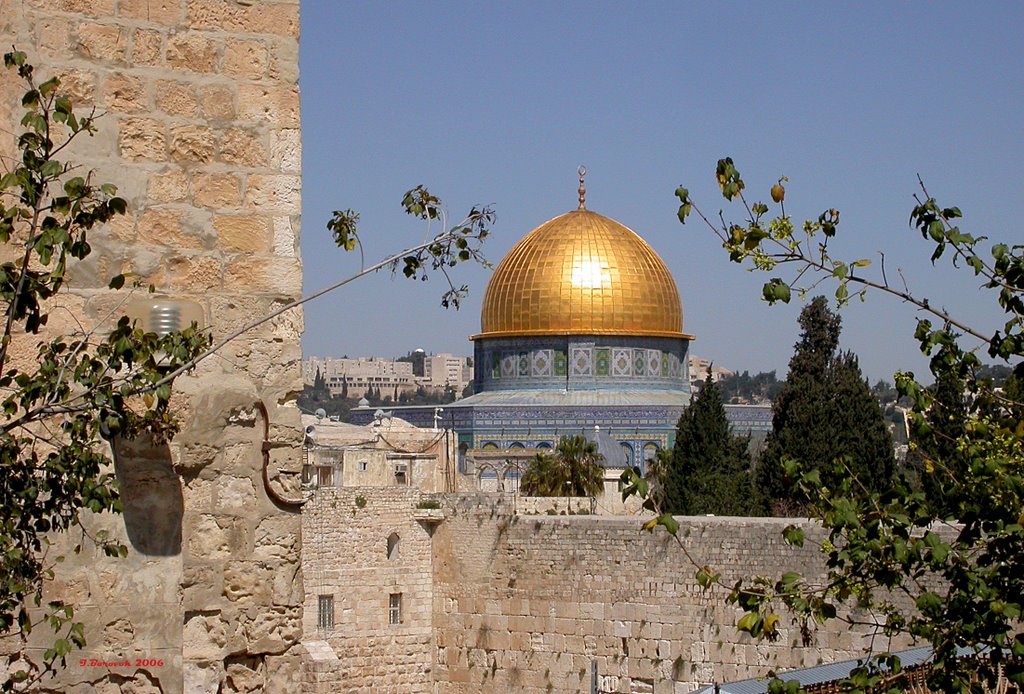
[315,408,327,420]
[304,424,317,440]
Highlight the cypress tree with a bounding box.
[827,351,896,489]
[758,297,894,513]
[663,370,757,515]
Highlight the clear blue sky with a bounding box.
[298,2,1023,384]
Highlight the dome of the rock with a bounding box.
[474,209,686,340]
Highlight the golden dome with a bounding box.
[474,209,689,339]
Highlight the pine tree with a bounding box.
[758,297,894,513]
[663,370,758,515]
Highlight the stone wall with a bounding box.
[431,501,904,694]
[301,487,439,693]
[301,489,906,694]
[0,0,305,691]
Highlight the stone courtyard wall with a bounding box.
[0,0,305,691]
[302,490,908,694]
[432,499,906,694]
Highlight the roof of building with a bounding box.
[584,425,628,467]
[692,646,941,694]
[474,209,689,340]
[452,387,692,408]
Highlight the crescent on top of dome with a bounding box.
[472,207,691,340]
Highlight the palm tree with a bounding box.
[520,435,605,497]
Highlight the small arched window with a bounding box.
[386,532,400,560]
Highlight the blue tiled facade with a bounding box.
[475,335,690,392]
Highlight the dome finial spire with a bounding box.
[577,165,587,210]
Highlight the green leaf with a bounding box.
[782,525,804,547]
[656,513,679,535]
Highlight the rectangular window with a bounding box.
[388,593,402,625]
[317,465,333,488]
[318,594,334,630]
[394,463,408,486]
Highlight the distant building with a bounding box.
[304,357,416,399]
[301,412,456,493]
[419,353,474,393]
[688,355,735,391]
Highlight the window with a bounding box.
[386,533,400,560]
[358,461,368,472]
[316,465,333,487]
[394,463,408,486]
[389,593,402,625]
[318,595,334,630]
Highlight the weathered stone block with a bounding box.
[185,0,298,38]
[214,215,272,252]
[166,253,222,292]
[269,128,300,174]
[169,124,216,163]
[253,515,298,561]
[148,168,189,203]
[28,0,114,15]
[240,606,301,655]
[266,38,299,83]
[130,27,165,65]
[103,72,148,112]
[192,172,241,209]
[218,127,266,167]
[183,661,223,694]
[118,0,183,26]
[243,174,300,213]
[137,208,201,248]
[54,68,97,104]
[183,611,227,660]
[119,117,166,160]
[154,79,198,117]
[77,23,128,63]
[224,560,272,603]
[167,31,219,73]
[215,476,257,515]
[198,83,236,121]
[33,16,76,59]
[187,514,232,560]
[223,39,268,80]
[238,85,299,127]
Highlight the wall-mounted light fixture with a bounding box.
[125,298,204,336]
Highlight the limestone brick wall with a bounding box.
[432,507,909,694]
[0,1,305,692]
[516,496,593,515]
[301,487,437,693]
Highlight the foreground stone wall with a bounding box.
[0,1,305,691]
